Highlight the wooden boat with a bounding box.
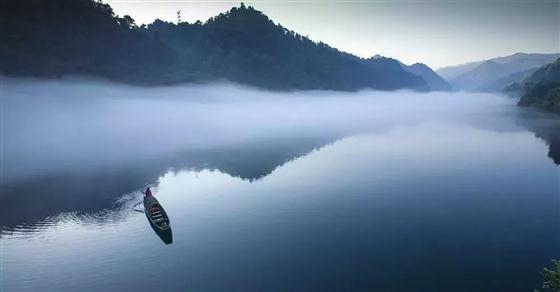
[143,196,171,231]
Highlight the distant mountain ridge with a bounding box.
[437,61,482,80]
[449,60,503,91]
[483,67,538,93]
[365,55,450,91]
[0,0,427,91]
[404,63,451,91]
[437,53,560,91]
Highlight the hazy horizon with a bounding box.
[105,0,560,69]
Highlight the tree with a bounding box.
[538,260,560,292]
[119,15,136,29]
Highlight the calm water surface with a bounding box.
[1,80,559,291]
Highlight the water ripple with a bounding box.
[0,191,143,239]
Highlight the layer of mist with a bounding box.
[3,77,515,183]
[2,77,559,228]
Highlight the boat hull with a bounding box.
[143,196,173,244]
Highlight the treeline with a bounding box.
[0,0,426,91]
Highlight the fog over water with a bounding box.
[1,78,559,292]
[4,78,515,183]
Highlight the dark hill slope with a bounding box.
[0,1,426,91]
[0,0,176,84]
[143,6,426,91]
[518,58,560,113]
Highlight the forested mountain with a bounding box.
[517,58,560,113]
[144,5,426,91]
[364,56,450,91]
[0,0,177,84]
[438,53,560,92]
[0,0,427,91]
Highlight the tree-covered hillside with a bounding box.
[517,58,560,113]
[0,0,427,91]
[0,0,177,84]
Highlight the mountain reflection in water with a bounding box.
[515,109,560,165]
[0,135,335,231]
[3,122,559,292]
[2,109,559,233]
[1,80,559,292]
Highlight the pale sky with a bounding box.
[105,0,560,69]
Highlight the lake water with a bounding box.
[1,79,559,291]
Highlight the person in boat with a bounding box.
[144,187,162,217]
[144,187,153,198]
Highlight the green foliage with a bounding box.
[518,58,560,113]
[538,260,560,292]
[518,82,560,112]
